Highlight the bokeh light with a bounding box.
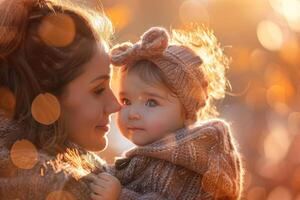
[279,35,300,66]
[268,0,285,13]
[269,0,300,31]
[257,20,283,51]
[266,85,285,105]
[31,93,61,125]
[263,126,290,163]
[38,13,76,48]
[10,139,38,170]
[266,83,294,110]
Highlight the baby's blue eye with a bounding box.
[145,99,158,107]
[121,98,131,106]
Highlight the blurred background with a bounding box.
[94,0,300,199]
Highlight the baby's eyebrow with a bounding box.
[142,92,165,100]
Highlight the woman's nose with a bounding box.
[104,89,121,114]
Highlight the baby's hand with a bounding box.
[89,172,121,200]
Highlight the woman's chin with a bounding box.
[87,136,107,152]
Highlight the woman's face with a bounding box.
[61,43,121,151]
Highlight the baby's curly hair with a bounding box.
[171,24,230,119]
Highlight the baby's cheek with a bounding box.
[116,110,128,135]
[146,117,169,135]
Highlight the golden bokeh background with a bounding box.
[0,0,299,199]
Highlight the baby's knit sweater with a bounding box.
[111,119,243,200]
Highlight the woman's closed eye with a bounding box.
[92,79,110,96]
[93,86,105,95]
[145,99,158,107]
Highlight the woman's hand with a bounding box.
[90,172,121,200]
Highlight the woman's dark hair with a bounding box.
[0,0,113,153]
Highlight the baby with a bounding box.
[91,26,243,200]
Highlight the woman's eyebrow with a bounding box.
[90,75,110,84]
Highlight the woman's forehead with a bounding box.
[80,44,110,81]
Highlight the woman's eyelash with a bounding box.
[94,88,105,95]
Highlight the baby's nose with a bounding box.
[128,108,141,120]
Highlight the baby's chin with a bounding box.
[123,128,171,146]
[125,133,152,147]
[131,135,161,147]
[132,141,150,147]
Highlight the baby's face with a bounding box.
[116,72,185,146]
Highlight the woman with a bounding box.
[0,0,122,199]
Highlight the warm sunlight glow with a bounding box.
[106,4,132,31]
[179,0,210,25]
[264,127,290,163]
[257,20,283,51]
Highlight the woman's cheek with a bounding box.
[82,96,105,121]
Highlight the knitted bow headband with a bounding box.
[110,27,170,66]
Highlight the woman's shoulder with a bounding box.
[0,146,91,200]
[0,114,106,199]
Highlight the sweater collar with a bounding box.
[124,119,229,174]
